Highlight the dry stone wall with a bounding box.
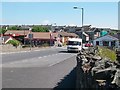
[76,47,120,90]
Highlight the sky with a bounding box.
[118,1,120,30]
[1,1,119,29]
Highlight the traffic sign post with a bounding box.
[28,34,33,50]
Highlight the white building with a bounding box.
[93,35,119,47]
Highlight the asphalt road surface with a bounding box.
[2,47,77,89]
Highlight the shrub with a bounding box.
[42,43,49,47]
[7,40,20,48]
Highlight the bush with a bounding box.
[42,43,49,47]
[32,26,49,32]
[7,40,20,47]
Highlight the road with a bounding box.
[2,47,77,89]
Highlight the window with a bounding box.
[111,41,115,46]
[100,41,102,44]
[103,41,109,46]
[68,41,81,45]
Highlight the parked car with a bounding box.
[85,43,93,47]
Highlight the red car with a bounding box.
[85,43,93,47]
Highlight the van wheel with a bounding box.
[67,51,70,53]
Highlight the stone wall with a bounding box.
[76,47,120,89]
[1,44,22,52]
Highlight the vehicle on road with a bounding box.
[67,38,82,52]
[84,43,93,47]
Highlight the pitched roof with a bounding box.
[5,30,30,36]
[2,36,13,42]
[25,32,58,39]
[58,32,78,37]
[112,33,120,40]
[83,32,89,36]
[94,35,119,41]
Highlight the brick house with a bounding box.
[58,32,79,44]
[4,30,30,43]
[24,32,58,46]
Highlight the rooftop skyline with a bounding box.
[1,2,119,29]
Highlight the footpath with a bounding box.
[0,45,52,54]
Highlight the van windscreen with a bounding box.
[68,41,81,45]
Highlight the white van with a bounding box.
[67,38,82,52]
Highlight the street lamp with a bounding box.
[24,25,25,45]
[50,23,56,46]
[73,6,84,43]
[73,7,84,27]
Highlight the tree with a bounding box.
[8,26,21,30]
[32,26,49,32]
[0,28,7,34]
[109,30,118,35]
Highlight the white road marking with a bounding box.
[10,70,14,72]
[21,60,28,62]
[38,53,59,59]
[2,53,77,68]
[48,53,76,67]
[3,53,60,65]
[48,61,60,67]
[38,57,42,59]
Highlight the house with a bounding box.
[1,36,14,44]
[93,35,119,47]
[4,30,30,43]
[112,33,120,46]
[24,32,58,46]
[58,32,79,44]
[4,30,30,37]
[75,31,89,43]
[112,33,120,40]
[4,30,58,46]
[73,25,97,42]
[74,26,110,42]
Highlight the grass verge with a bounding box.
[97,46,117,61]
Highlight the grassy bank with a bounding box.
[97,46,117,61]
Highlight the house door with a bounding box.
[96,41,99,45]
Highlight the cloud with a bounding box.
[69,23,76,26]
[42,20,51,25]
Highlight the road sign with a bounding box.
[28,34,33,39]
